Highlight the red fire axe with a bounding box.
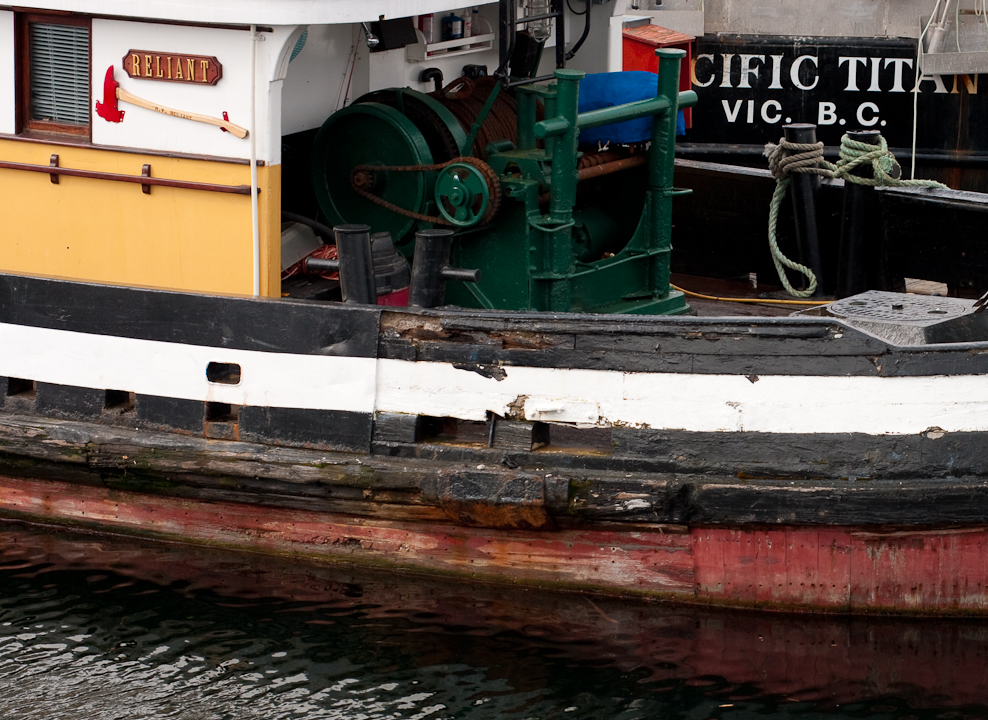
[95,66,248,139]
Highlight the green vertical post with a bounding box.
[545,69,584,311]
[548,69,584,225]
[647,48,685,297]
[516,88,537,151]
[543,92,557,144]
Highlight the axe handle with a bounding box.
[116,87,249,139]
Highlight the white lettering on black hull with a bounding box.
[688,36,985,155]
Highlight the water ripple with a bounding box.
[0,521,987,719]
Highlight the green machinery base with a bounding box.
[310,49,696,317]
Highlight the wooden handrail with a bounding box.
[0,158,256,195]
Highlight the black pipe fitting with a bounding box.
[837,130,890,298]
[304,257,339,274]
[419,68,444,93]
[334,224,377,305]
[409,229,481,308]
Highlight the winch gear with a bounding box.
[350,156,501,228]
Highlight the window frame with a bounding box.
[16,12,93,138]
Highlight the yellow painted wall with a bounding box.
[0,138,281,297]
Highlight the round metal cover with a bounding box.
[829,293,968,322]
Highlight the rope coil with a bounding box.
[764,133,947,298]
[430,77,520,160]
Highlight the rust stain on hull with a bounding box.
[0,475,692,596]
[693,527,988,613]
[3,475,988,613]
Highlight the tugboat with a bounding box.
[2,0,988,614]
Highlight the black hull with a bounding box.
[682,34,988,191]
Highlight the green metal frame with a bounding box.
[462,82,502,156]
[448,49,698,315]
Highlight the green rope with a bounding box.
[765,133,947,298]
[765,140,827,297]
[823,134,947,189]
[766,174,817,297]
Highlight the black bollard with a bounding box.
[409,229,481,308]
[334,224,377,304]
[410,229,454,308]
[783,124,826,297]
[836,130,889,298]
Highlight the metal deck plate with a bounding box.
[809,290,988,345]
[829,292,968,324]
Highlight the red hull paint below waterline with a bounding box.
[1,474,987,614]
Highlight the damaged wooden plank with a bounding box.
[491,419,548,452]
[423,469,567,530]
[610,427,988,480]
[9,413,988,529]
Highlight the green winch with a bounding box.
[310,49,695,316]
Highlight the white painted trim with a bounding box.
[2,322,987,435]
[10,1,474,26]
[0,323,377,413]
[90,20,296,163]
[0,11,14,135]
[249,24,260,297]
[375,360,988,436]
[280,24,356,135]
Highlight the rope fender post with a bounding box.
[837,129,882,298]
[764,134,827,297]
[784,124,826,297]
[765,129,947,299]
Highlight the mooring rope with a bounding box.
[763,140,826,297]
[764,134,947,298]
[826,135,947,189]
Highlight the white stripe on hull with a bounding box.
[2,322,987,435]
[375,359,988,434]
[0,323,378,413]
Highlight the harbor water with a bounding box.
[1,520,987,719]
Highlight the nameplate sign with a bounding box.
[122,51,223,85]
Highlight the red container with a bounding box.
[622,24,694,129]
[377,286,410,306]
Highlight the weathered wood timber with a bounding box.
[0,273,382,357]
[5,414,988,531]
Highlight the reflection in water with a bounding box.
[0,520,987,719]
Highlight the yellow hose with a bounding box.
[671,284,831,307]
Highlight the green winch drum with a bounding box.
[352,88,467,163]
[310,102,435,244]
